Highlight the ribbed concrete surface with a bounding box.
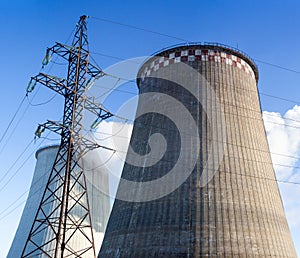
[8,146,110,257]
[99,45,297,257]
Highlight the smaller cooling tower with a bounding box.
[8,145,110,257]
[7,145,59,258]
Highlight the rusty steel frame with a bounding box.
[21,15,111,258]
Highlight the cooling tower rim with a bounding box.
[137,42,259,85]
[35,144,59,159]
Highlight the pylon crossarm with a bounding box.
[35,120,66,138]
[34,120,114,153]
[84,97,113,118]
[80,136,115,153]
[31,73,68,95]
[46,42,104,80]
[87,62,105,78]
[49,42,86,61]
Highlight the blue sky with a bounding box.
[0,0,300,257]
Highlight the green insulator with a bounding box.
[42,49,52,66]
[86,78,95,90]
[34,125,45,138]
[26,79,37,93]
[91,118,101,129]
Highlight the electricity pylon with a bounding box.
[22,15,113,257]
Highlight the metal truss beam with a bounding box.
[21,15,112,258]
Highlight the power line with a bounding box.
[0,95,27,146]
[93,78,121,101]
[94,127,300,160]
[0,103,30,156]
[1,137,300,223]
[90,16,190,43]
[0,143,116,221]
[91,83,137,96]
[89,126,300,163]
[90,17,300,80]
[254,58,300,74]
[4,15,300,228]
[89,79,300,132]
[259,92,300,106]
[0,138,34,186]
[0,24,87,189]
[90,51,143,65]
[27,93,58,106]
[64,132,300,187]
[87,20,300,149]
[0,141,36,193]
[0,85,48,157]
[0,129,55,193]
[0,188,29,217]
[0,27,74,157]
[88,73,300,132]
[89,49,300,109]
[101,144,300,185]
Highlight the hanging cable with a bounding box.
[89,48,300,109]
[1,137,300,223]
[0,89,42,157]
[0,25,78,209]
[0,134,50,193]
[0,105,30,156]
[0,188,29,217]
[90,16,190,43]
[90,17,300,81]
[254,58,300,74]
[0,149,115,221]
[85,119,129,141]
[86,113,300,162]
[93,78,121,100]
[0,138,34,186]
[84,151,116,171]
[87,92,300,132]
[27,93,57,107]
[0,95,27,147]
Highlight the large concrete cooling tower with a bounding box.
[99,44,297,257]
[8,145,110,257]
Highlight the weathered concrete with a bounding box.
[99,44,297,257]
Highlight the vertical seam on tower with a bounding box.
[216,59,226,257]
[234,67,257,256]
[220,60,234,257]
[239,68,264,255]
[229,62,248,256]
[252,96,282,256]
[212,60,219,257]
[224,59,240,257]
[248,83,276,256]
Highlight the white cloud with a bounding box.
[263,105,300,252]
[84,120,133,199]
[263,105,300,180]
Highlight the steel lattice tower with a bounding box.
[22,15,113,258]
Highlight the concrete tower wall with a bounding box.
[99,44,297,257]
[7,146,58,258]
[8,145,110,257]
